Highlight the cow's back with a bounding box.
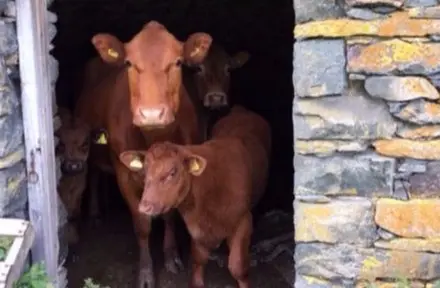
[211,105,271,206]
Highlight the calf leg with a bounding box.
[190,241,210,288]
[162,211,184,273]
[227,212,252,288]
[113,159,155,288]
[88,166,101,226]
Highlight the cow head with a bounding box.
[91,21,213,129]
[55,107,91,175]
[119,142,207,216]
[188,45,249,109]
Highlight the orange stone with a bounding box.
[373,139,440,160]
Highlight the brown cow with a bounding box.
[74,21,212,288]
[119,105,271,288]
[183,43,249,140]
[55,107,91,245]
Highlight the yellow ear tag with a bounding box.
[190,47,201,58]
[95,133,107,145]
[107,48,119,59]
[129,158,143,170]
[189,159,200,173]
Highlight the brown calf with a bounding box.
[119,105,271,288]
[74,21,212,288]
[55,107,91,245]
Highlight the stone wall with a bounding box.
[293,0,440,287]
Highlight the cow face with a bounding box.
[190,45,249,109]
[91,21,213,129]
[119,142,207,216]
[55,107,91,175]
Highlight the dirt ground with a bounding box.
[66,191,294,288]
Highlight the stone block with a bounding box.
[293,40,346,97]
[364,76,439,102]
[346,8,387,20]
[405,0,437,7]
[0,146,24,170]
[0,108,23,159]
[398,159,427,174]
[296,243,440,280]
[48,23,57,44]
[397,123,440,139]
[295,273,354,287]
[294,85,396,139]
[409,162,440,198]
[0,161,27,218]
[348,39,440,75]
[357,280,424,288]
[389,99,440,125]
[294,0,345,24]
[345,0,403,7]
[393,180,409,200]
[295,140,368,156]
[294,198,376,246]
[408,5,440,18]
[294,153,395,197]
[295,12,440,39]
[375,238,440,253]
[375,198,440,238]
[373,139,440,160]
[0,21,17,56]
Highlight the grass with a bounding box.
[12,263,108,288]
[0,235,14,261]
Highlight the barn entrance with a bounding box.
[26,0,294,286]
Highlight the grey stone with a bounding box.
[0,0,7,13]
[365,76,439,102]
[0,108,23,158]
[47,10,58,23]
[48,23,57,44]
[398,159,427,174]
[293,40,347,97]
[0,21,17,56]
[294,85,397,139]
[295,273,355,288]
[0,85,19,117]
[4,1,15,18]
[296,195,331,203]
[389,99,440,125]
[409,161,440,198]
[0,146,24,170]
[294,198,377,246]
[397,122,440,140]
[377,227,396,240]
[49,55,58,84]
[405,0,438,8]
[430,35,440,42]
[345,0,404,7]
[372,6,399,13]
[408,5,440,18]
[295,243,440,280]
[346,8,387,20]
[0,161,27,219]
[393,179,410,200]
[294,0,345,24]
[349,73,367,80]
[294,153,395,197]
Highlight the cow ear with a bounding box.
[185,154,207,176]
[91,33,126,66]
[229,51,250,69]
[183,33,212,65]
[119,151,146,172]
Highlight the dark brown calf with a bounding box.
[119,105,271,288]
[74,21,212,288]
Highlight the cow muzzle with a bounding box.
[61,160,85,175]
[138,200,164,217]
[134,105,175,128]
[204,92,228,109]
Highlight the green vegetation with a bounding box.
[0,235,14,261]
[11,263,108,288]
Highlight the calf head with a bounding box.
[55,108,90,175]
[119,142,207,216]
[189,45,250,109]
[91,21,213,129]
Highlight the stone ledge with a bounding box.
[373,139,440,160]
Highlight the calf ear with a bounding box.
[119,151,146,172]
[185,154,207,176]
[229,51,250,69]
[183,33,212,65]
[91,33,126,66]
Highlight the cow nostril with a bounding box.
[158,106,166,120]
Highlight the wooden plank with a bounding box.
[16,0,59,285]
[0,220,35,288]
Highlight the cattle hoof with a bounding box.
[164,253,184,274]
[138,267,155,288]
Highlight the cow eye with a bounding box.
[175,58,183,67]
[196,65,205,74]
[124,60,132,67]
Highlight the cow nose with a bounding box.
[136,105,175,127]
[62,160,83,174]
[138,201,161,216]
[205,92,227,108]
